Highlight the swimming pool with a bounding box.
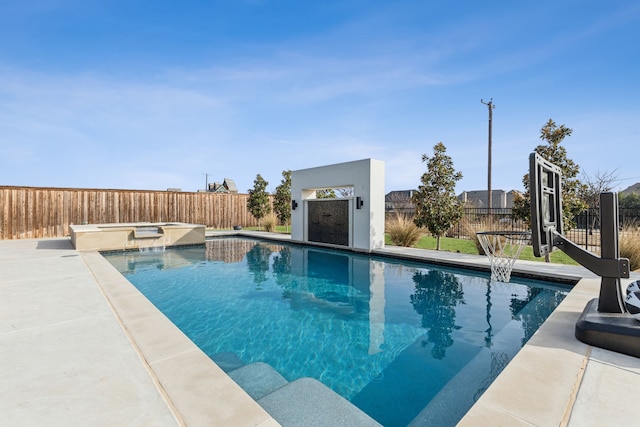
[103,237,569,426]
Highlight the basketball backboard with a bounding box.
[529,152,563,258]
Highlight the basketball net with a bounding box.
[477,231,531,283]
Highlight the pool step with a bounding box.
[210,351,245,373]
[212,353,381,427]
[227,362,289,400]
[258,377,382,427]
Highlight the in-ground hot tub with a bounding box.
[69,222,205,251]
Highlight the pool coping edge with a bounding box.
[80,250,282,427]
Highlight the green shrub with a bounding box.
[386,214,422,247]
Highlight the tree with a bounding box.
[580,169,618,210]
[336,187,354,198]
[316,188,336,199]
[579,169,619,232]
[273,170,292,232]
[410,269,464,359]
[247,174,271,229]
[620,193,640,210]
[315,188,352,198]
[512,119,587,230]
[412,142,464,250]
[246,243,272,288]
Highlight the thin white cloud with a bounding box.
[0,66,237,188]
[0,67,228,144]
[165,51,449,107]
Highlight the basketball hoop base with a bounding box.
[575,298,640,358]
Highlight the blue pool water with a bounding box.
[103,237,569,426]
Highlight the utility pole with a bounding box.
[481,98,495,211]
[202,173,211,191]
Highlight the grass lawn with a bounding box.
[215,227,578,265]
[387,234,579,265]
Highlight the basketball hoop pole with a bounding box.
[599,193,628,312]
[549,193,629,312]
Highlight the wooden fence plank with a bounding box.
[0,186,271,239]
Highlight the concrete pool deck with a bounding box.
[1,232,639,426]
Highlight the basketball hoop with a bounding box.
[476,231,531,283]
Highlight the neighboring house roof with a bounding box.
[385,190,414,202]
[208,182,228,193]
[207,178,238,194]
[384,189,519,209]
[385,190,415,211]
[223,178,238,194]
[457,189,517,209]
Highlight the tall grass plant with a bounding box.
[459,217,500,255]
[620,223,640,271]
[386,213,422,247]
[262,214,278,232]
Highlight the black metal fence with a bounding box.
[387,207,640,253]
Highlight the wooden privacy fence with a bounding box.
[0,186,271,240]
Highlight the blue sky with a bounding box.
[1,0,639,194]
